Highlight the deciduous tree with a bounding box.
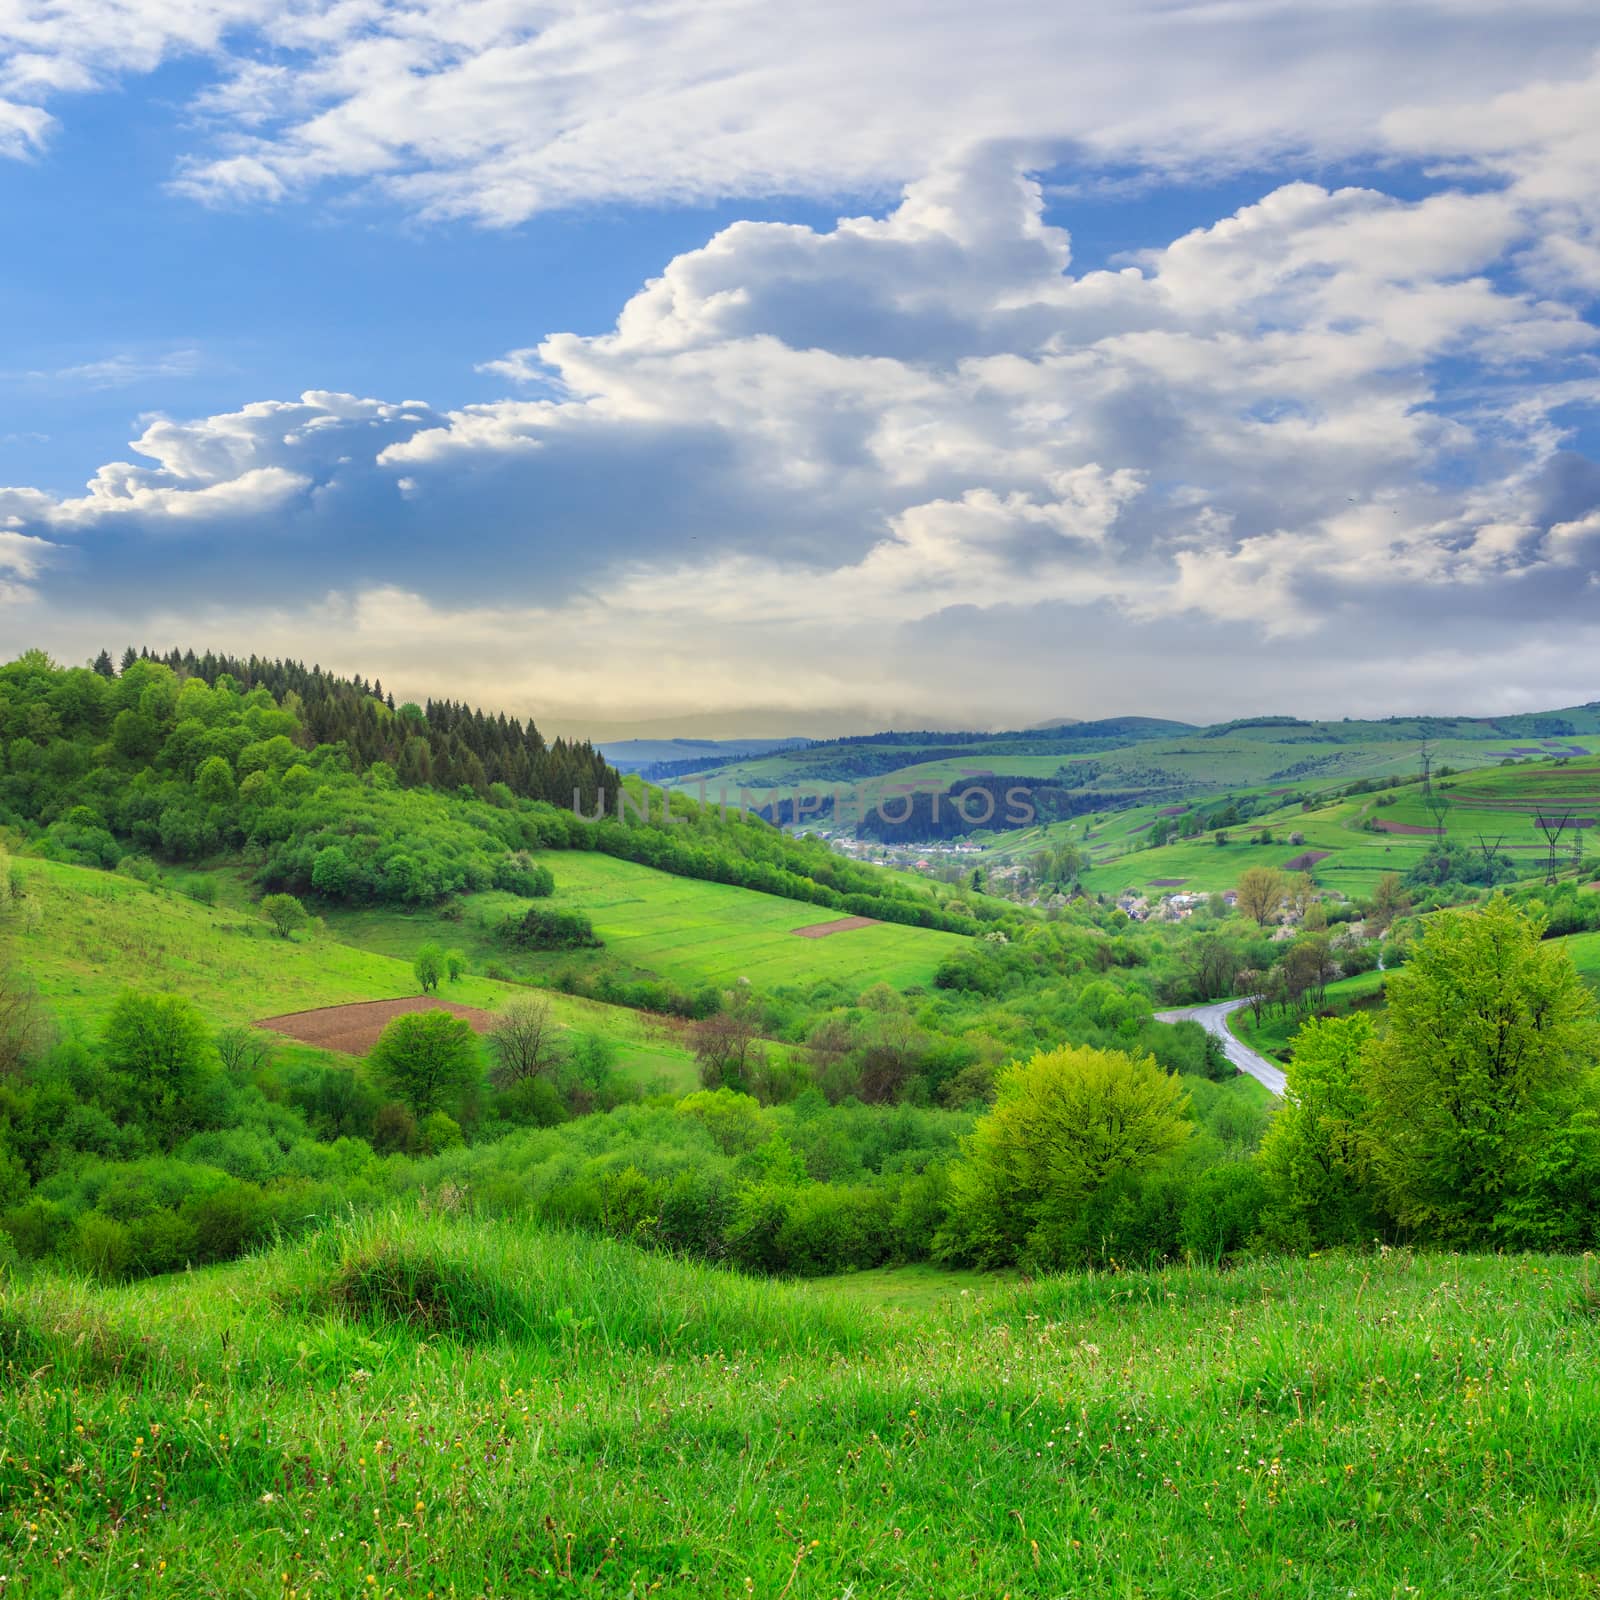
[1235,866,1287,928]
[1369,872,1411,934]
[938,1043,1191,1266]
[1257,1014,1383,1249]
[368,1010,481,1117]
[691,985,767,1093]
[101,991,218,1144]
[486,997,565,1087]
[413,943,445,994]
[1361,895,1600,1242]
[260,893,309,940]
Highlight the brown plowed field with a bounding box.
[258,997,496,1056]
[1283,850,1332,870]
[1370,820,1442,835]
[790,916,879,938]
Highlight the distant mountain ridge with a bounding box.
[652,702,1600,842]
[600,736,812,774]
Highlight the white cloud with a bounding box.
[16,349,206,389]
[0,392,438,529]
[3,145,1597,725]
[0,2,1596,224]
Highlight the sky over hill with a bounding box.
[1,1,1599,733]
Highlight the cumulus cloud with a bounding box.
[3,136,1599,723]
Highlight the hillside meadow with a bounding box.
[322,850,965,994]
[1064,758,1600,900]
[12,857,702,1094]
[4,1212,1599,1598]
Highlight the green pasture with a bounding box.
[9,858,700,1092]
[1070,758,1600,901]
[1559,928,1600,987]
[6,1211,1600,1598]
[529,850,965,991]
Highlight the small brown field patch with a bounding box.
[1370,820,1442,836]
[258,997,496,1056]
[791,916,880,938]
[1146,878,1188,887]
[1282,850,1332,871]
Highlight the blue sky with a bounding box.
[2,2,1599,735]
[0,75,1365,496]
[1,58,847,492]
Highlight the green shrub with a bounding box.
[494,854,554,896]
[1179,1163,1267,1261]
[500,906,603,950]
[71,1213,134,1279]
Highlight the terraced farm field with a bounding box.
[668,715,1600,824]
[1067,758,1600,901]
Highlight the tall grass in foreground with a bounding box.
[4,1213,1600,1597]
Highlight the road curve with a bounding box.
[1153,997,1286,1098]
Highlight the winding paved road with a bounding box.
[1154,997,1286,1098]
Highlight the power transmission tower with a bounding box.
[1474,833,1504,888]
[1535,811,1573,888]
[1424,786,1453,839]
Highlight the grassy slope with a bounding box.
[11,858,701,1093]
[1072,758,1600,900]
[1562,929,1600,985]
[327,852,966,995]
[5,1211,1599,1597]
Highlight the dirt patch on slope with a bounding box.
[791,916,880,938]
[1146,878,1188,887]
[258,997,496,1056]
[1282,851,1331,871]
[1370,820,1443,836]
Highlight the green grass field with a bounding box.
[1067,757,1600,901]
[536,852,965,989]
[324,852,966,996]
[5,1210,1600,1597]
[1559,929,1600,987]
[12,858,701,1093]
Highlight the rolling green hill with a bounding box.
[12,856,701,1092]
[321,850,968,994]
[1069,757,1600,900]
